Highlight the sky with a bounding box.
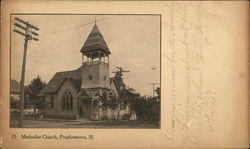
[11,15,160,96]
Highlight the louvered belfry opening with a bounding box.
[80,24,111,65]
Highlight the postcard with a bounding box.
[0,0,249,148]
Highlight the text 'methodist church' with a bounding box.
[39,22,132,120]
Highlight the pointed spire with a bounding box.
[80,23,111,55]
[95,17,97,25]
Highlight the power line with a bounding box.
[43,16,118,37]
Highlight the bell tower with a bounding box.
[80,23,111,89]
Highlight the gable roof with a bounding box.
[10,80,30,94]
[39,66,82,95]
[110,76,125,93]
[67,77,82,90]
[80,24,111,55]
[39,66,127,96]
[78,88,102,98]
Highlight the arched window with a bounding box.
[51,96,54,108]
[62,89,73,110]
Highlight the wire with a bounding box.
[43,16,118,37]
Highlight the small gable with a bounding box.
[110,76,126,94]
[78,88,102,98]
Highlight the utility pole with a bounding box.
[148,82,159,97]
[13,17,39,127]
[112,67,130,77]
[112,67,129,121]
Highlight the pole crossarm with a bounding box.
[112,67,130,77]
[13,17,39,41]
[148,83,159,85]
[14,17,39,31]
[14,23,26,30]
[31,37,39,41]
[13,29,26,37]
[31,31,39,36]
[13,29,39,41]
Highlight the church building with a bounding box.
[39,23,131,120]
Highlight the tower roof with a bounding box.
[80,24,111,55]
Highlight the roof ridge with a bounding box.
[56,69,77,74]
[55,66,82,74]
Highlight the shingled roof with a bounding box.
[10,80,30,94]
[39,66,82,95]
[110,75,126,93]
[80,24,111,55]
[39,67,126,96]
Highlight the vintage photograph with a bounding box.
[1,1,249,148]
[10,14,161,128]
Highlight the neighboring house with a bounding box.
[39,23,131,120]
[10,80,35,114]
[10,80,21,111]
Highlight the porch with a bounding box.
[78,97,100,120]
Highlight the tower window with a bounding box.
[88,75,93,80]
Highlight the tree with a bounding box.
[99,89,118,120]
[155,87,160,99]
[99,90,118,110]
[119,87,140,120]
[132,95,160,123]
[120,87,137,105]
[99,87,139,121]
[26,76,46,113]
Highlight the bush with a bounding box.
[132,97,159,123]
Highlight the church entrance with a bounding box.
[78,98,99,120]
[79,100,91,118]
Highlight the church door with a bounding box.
[79,100,91,118]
